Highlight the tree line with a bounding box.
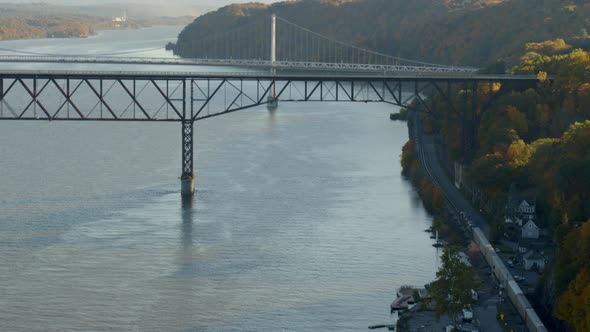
[173,0,590,329]
[0,16,97,40]
[422,45,590,331]
[173,0,590,67]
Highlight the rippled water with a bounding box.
[0,27,438,331]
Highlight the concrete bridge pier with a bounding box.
[181,176,195,196]
[181,120,195,196]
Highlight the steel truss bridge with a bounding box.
[0,15,543,195]
[0,70,540,192]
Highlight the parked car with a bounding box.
[462,307,473,322]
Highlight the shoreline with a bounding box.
[0,23,186,44]
[393,110,538,332]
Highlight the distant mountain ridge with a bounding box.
[172,0,590,67]
[0,3,194,42]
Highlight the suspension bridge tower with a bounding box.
[267,14,278,111]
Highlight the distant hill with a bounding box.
[0,3,194,42]
[0,2,204,19]
[172,0,590,67]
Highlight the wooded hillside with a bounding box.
[172,1,590,330]
[0,3,194,42]
[172,0,590,66]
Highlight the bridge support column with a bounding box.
[0,78,3,118]
[270,14,276,67]
[460,81,479,164]
[181,120,195,196]
[267,14,279,111]
[461,81,470,165]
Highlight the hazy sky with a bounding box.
[5,0,279,5]
[3,0,282,15]
[1,0,284,17]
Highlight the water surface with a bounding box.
[0,26,438,331]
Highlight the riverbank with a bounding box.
[399,114,464,246]
[394,111,529,332]
[0,16,193,42]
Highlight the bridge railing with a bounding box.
[0,55,478,74]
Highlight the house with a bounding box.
[518,238,546,255]
[521,220,540,239]
[505,216,524,227]
[508,198,537,222]
[505,186,537,228]
[517,200,535,214]
[523,250,545,271]
[518,239,532,254]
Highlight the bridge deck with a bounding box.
[0,56,477,74]
[0,69,539,82]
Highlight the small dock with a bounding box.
[390,286,416,311]
[390,295,415,311]
[368,323,396,330]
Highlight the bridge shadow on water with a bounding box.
[180,194,194,250]
[267,108,278,129]
[174,193,203,282]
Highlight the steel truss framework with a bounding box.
[0,71,541,179]
[182,120,194,179]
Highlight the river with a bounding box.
[0,26,438,331]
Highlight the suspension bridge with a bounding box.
[0,15,540,195]
[0,16,475,74]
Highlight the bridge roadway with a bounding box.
[0,56,478,74]
[0,68,538,82]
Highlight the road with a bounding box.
[411,112,491,238]
[0,68,538,81]
[410,112,521,332]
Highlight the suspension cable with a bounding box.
[276,16,452,68]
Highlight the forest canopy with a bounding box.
[173,0,590,66]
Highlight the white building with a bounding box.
[505,186,537,228]
[505,216,524,227]
[523,250,545,271]
[112,11,128,23]
[517,200,535,214]
[521,220,540,239]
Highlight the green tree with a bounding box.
[525,38,571,55]
[556,268,590,332]
[468,152,509,190]
[431,246,478,321]
[506,139,532,166]
[505,106,529,138]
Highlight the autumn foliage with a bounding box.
[426,46,590,330]
[556,223,590,331]
[175,0,590,67]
